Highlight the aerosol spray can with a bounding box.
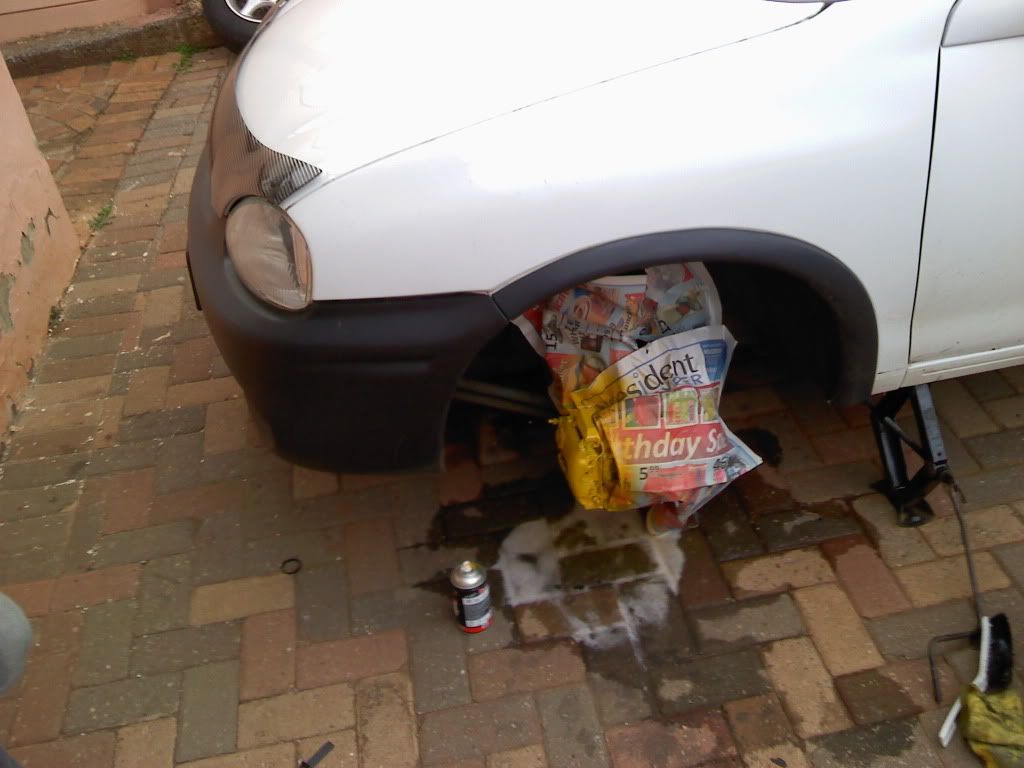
[450,560,492,633]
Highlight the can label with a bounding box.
[454,583,492,632]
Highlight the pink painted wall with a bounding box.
[0,56,79,434]
[0,0,178,43]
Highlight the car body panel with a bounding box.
[909,24,1024,376]
[237,0,821,176]
[903,344,1024,387]
[943,0,1024,46]
[281,0,951,393]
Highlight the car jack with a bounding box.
[868,383,953,528]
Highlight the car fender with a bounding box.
[493,228,877,405]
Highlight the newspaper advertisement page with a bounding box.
[515,263,760,513]
[563,326,762,511]
[513,263,720,410]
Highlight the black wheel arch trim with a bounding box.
[492,228,878,405]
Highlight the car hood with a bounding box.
[237,0,821,177]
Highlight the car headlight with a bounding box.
[225,197,312,311]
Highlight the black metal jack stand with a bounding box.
[868,383,956,528]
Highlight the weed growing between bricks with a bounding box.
[175,44,199,73]
[88,203,113,230]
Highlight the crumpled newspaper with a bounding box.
[515,263,760,513]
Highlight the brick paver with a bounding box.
[723,693,794,753]
[190,574,295,625]
[793,583,884,676]
[468,641,586,701]
[721,547,834,598]
[178,661,240,762]
[605,711,736,768]
[114,716,177,768]
[296,630,407,689]
[355,673,417,768]
[236,684,354,749]
[820,535,912,619]
[4,48,1024,768]
[763,637,852,739]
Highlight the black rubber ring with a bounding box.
[281,557,302,575]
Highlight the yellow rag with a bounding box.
[961,686,1024,768]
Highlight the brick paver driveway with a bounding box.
[3,49,1024,768]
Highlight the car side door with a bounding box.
[907,0,1024,384]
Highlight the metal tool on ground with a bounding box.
[872,384,1016,748]
[299,740,334,768]
[450,560,492,633]
[929,484,1014,748]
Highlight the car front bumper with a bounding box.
[186,151,508,472]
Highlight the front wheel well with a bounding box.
[707,262,840,398]
[462,263,843,410]
[489,229,878,405]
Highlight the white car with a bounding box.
[187,0,1024,473]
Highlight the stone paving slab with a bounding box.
[3,50,1024,768]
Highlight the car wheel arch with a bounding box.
[490,228,878,405]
